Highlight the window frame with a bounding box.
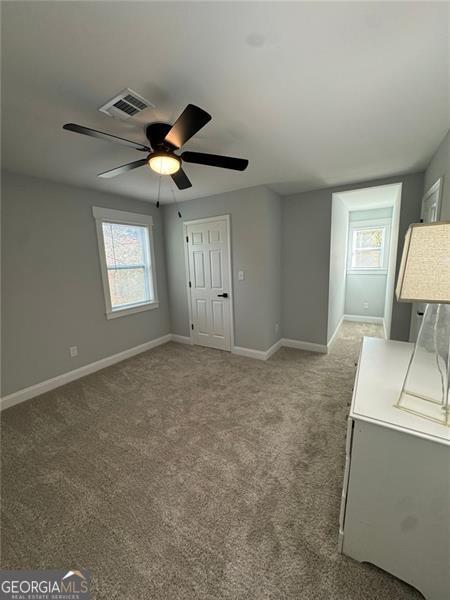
[347,218,391,275]
[93,207,159,319]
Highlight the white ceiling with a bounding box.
[2,1,449,203]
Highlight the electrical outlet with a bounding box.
[238,270,245,281]
[69,346,78,358]
[275,323,279,333]
[363,302,369,310]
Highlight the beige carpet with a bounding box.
[1,322,422,599]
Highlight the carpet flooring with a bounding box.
[1,322,422,599]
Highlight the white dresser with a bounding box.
[339,337,450,600]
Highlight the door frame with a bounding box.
[420,177,442,222]
[183,214,235,350]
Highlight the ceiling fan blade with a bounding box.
[97,159,148,179]
[182,151,248,171]
[171,168,192,190]
[164,105,211,149]
[63,123,150,152]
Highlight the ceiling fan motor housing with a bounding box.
[145,122,175,151]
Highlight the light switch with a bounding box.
[238,271,245,281]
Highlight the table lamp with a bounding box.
[395,221,450,426]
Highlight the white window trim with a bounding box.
[93,206,159,319]
[347,218,391,275]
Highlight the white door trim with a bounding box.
[183,214,234,350]
[421,177,442,221]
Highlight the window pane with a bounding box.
[101,221,152,309]
[354,228,383,249]
[352,249,382,269]
[102,222,146,268]
[107,267,149,307]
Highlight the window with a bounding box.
[93,207,158,318]
[347,219,390,274]
[351,226,385,269]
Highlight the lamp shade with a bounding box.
[396,221,450,303]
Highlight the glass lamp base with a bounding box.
[396,304,450,427]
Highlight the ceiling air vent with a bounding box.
[99,88,154,121]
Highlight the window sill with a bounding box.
[106,301,159,320]
[347,269,388,276]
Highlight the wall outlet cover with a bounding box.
[238,271,245,281]
[69,346,78,358]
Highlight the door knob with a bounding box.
[217,293,228,298]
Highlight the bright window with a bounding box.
[93,207,158,319]
[351,226,385,269]
[347,219,390,273]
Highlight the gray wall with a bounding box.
[3,169,424,396]
[344,207,393,319]
[282,172,424,345]
[349,207,393,221]
[263,189,283,348]
[327,195,348,341]
[163,186,282,352]
[424,130,449,218]
[2,171,170,396]
[282,189,332,345]
[345,275,387,318]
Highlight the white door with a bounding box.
[185,216,232,351]
[410,178,442,341]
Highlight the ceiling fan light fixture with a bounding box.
[63,104,248,188]
[148,152,180,175]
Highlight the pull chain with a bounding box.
[156,175,162,208]
[170,180,182,218]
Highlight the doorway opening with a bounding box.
[327,183,402,343]
[183,215,234,351]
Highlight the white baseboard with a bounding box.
[232,338,283,361]
[327,316,344,349]
[170,334,192,345]
[1,333,327,410]
[232,346,268,360]
[281,338,328,354]
[344,315,384,324]
[266,338,283,359]
[1,334,172,411]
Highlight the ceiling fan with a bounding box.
[63,104,249,191]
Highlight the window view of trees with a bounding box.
[102,222,151,308]
[351,227,385,269]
